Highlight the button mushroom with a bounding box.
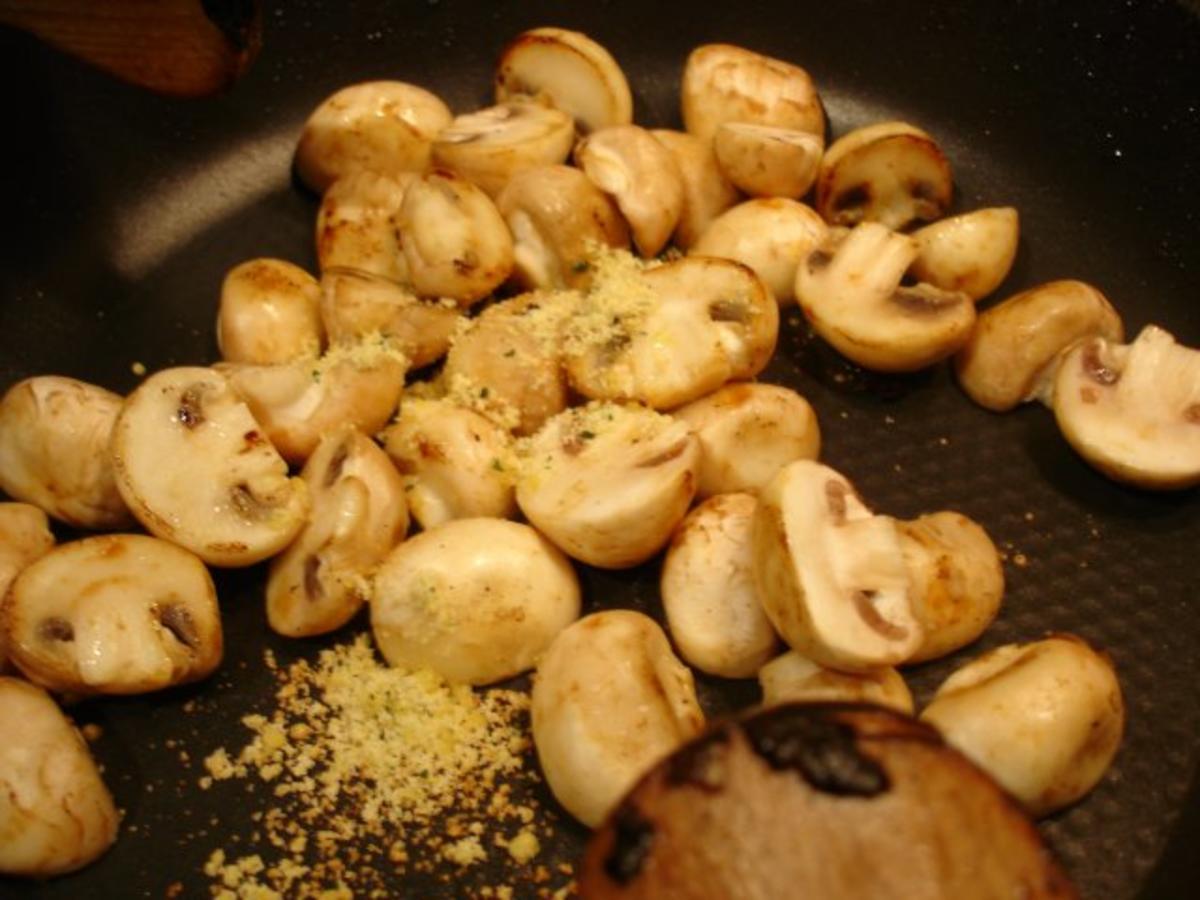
[752,460,922,673]
[217,258,324,365]
[315,171,415,283]
[294,81,452,194]
[3,534,221,695]
[815,121,953,230]
[672,382,820,498]
[0,503,54,673]
[0,376,133,530]
[910,207,1020,301]
[575,125,685,259]
[266,427,408,639]
[532,610,705,828]
[649,129,739,250]
[515,402,699,569]
[1052,325,1200,489]
[795,222,975,372]
[111,366,308,567]
[371,517,580,686]
[920,635,1124,818]
[955,280,1124,412]
[0,678,118,877]
[712,123,824,200]
[757,650,913,713]
[494,27,633,134]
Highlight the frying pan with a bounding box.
[1,1,1198,897]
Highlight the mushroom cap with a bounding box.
[649,129,740,250]
[712,123,824,200]
[757,650,913,713]
[315,171,414,283]
[217,258,323,365]
[910,207,1019,301]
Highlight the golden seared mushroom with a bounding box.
[680,43,825,147]
[0,503,54,672]
[575,126,685,259]
[371,517,580,685]
[956,280,1124,412]
[441,292,573,435]
[222,337,406,464]
[566,254,778,410]
[494,27,633,134]
[921,635,1124,818]
[497,164,630,290]
[319,268,462,370]
[753,460,922,673]
[661,493,779,678]
[294,81,452,194]
[0,678,117,877]
[896,512,1004,664]
[315,171,415,282]
[1052,325,1200,489]
[673,382,820,498]
[515,403,699,569]
[911,207,1019,301]
[712,123,824,199]
[382,399,516,530]
[217,258,323,365]
[649,130,740,250]
[398,170,515,307]
[266,427,408,639]
[4,535,221,695]
[532,610,705,828]
[692,198,827,306]
[580,704,1079,899]
[757,650,913,713]
[815,122,953,230]
[111,367,308,567]
[431,101,575,198]
[0,376,132,530]
[795,222,976,372]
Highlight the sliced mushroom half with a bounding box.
[910,207,1019,301]
[111,367,308,566]
[315,170,414,283]
[815,121,953,230]
[649,129,740,250]
[1053,325,1200,489]
[217,258,323,365]
[752,460,922,672]
[3,534,221,694]
[494,27,633,134]
[713,123,823,199]
[795,222,975,372]
[757,649,913,713]
[0,503,54,672]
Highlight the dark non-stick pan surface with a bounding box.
[1,1,1198,897]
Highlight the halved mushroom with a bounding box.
[673,382,820,498]
[431,101,575,198]
[217,258,323,365]
[532,610,705,827]
[111,367,308,567]
[494,27,633,134]
[381,398,517,530]
[757,650,913,713]
[955,280,1124,412]
[649,129,740,250]
[692,198,827,306]
[3,534,221,694]
[319,268,462,370]
[371,517,580,686]
[681,43,825,147]
[752,460,922,673]
[565,254,778,410]
[222,338,406,464]
[266,427,408,638]
[0,376,133,529]
[1052,325,1200,489]
[575,126,685,258]
[795,223,975,372]
[920,635,1124,818]
[497,164,630,290]
[661,493,779,678]
[315,171,415,282]
[895,512,1004,664]
[713,123,823,200]
[398,170,515,307]
[910,207,1019,301]
[0,678,118,877]
[294,81,453,194]
[815,122,953,230]
[515,402,699,569]
[0,503,54,672]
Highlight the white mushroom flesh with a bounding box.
[0,503,54,672]
[649,129,740,250]
[758,649,913,714]
[712,123,823,199]
[910,207,1019,301]
[315,171,415,282]
[217,258,324,365]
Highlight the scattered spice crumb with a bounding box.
[1012,552,1029,568]
[81,723,103,742]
